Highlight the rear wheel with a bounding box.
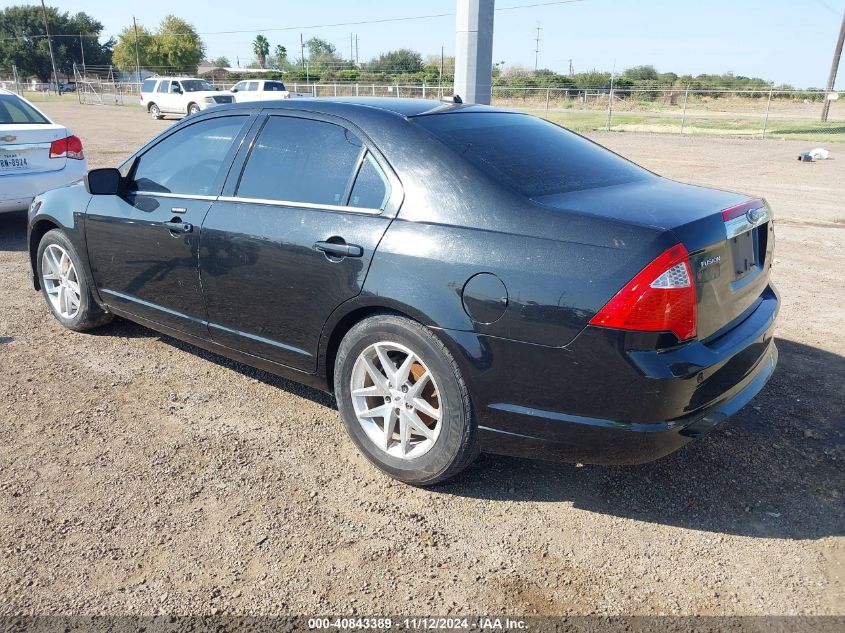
[37,229,112,332]
[148,103,162,119]
[334,315,477,485]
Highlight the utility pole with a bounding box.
[821,10,845,122]
[569,58,574,75]
[79,33,86,76]
[534,22,542,73]
[132,17,142,88]
[40,0,60,92]
[300,33,305,70]
[355,34,359,65]
[439,45,444,96]
[454,0,495,104]
[350,33,354,62]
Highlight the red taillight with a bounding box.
[589,243,697,341]
[49,135,84,160]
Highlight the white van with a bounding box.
[139,77,234,119]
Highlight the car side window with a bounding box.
[265,81,285,91]
[171,82,182,93]
[130,116,247,196]
[237,116,363,206]
[233,82,245,91]
[141,79,157,93]
[246,82,259,91]
[349,153,390,209]
[156,80,169,93]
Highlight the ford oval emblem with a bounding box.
[746,207,764,224]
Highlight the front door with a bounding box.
[85,113,252,337]
[200,114,400,371]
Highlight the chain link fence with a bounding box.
[2,66,842,143]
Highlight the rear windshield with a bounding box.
[0,94,49,124]
[413,112,648,197]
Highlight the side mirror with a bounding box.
[84,168,122,195]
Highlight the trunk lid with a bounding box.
[0,123,68,175]
[534,177,774,341]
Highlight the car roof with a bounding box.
[211,97,511,119]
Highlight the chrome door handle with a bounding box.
[164,220,193,234]
[314,241,363,258]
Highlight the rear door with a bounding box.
[85,113,253,337]
[199,112,401,371]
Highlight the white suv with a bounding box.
[139,77,234,119]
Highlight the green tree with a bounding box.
[0,5,112,80]
[112,23,157,71]
[305,37,335,58]
[211,56,230,67]
[366,49,422,75]
[112,15,203,73]
[155,15,204,73]
[253,34,269,69]
[622,65,658,81]
[273,44,287,68]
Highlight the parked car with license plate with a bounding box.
[26,97,779,485]
[0,89,87,214]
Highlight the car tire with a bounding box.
[334,314,478,486]
[149,103,162,119]
[188,103,200,116]
[37,229,113,332]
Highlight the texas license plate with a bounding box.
[0,152,29,171]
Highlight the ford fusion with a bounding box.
[27,98,778,484]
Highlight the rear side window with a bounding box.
[156,81,169,93]
[349,154,390,209]
[0,94,49,124]
[237,116,363,206]
[264,81,286,91]
[413,112,648,197]
[131,115,247,195]
[141,79,157,93]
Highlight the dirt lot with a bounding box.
[0,102,843,617]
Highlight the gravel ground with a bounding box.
[0,103,843,617]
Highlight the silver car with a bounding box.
[0,89,87,213]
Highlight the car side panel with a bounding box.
[27,182,94,291]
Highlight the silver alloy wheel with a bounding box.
[149,104,160,118]
[350,341,443,460]
[188,103,200,115]
[41,244,81,319]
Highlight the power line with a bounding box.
[196,0,585,36]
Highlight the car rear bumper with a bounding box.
[477,339,776,464]
[443,283,780,465]
[0,161,86,213]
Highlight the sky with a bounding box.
[40,0,845,89]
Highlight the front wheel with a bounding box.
[37,229,112,332]
[148,103,162,119]
[187,103,200,116]
[334,315,478,485]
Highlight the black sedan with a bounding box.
[27,98,778,485]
